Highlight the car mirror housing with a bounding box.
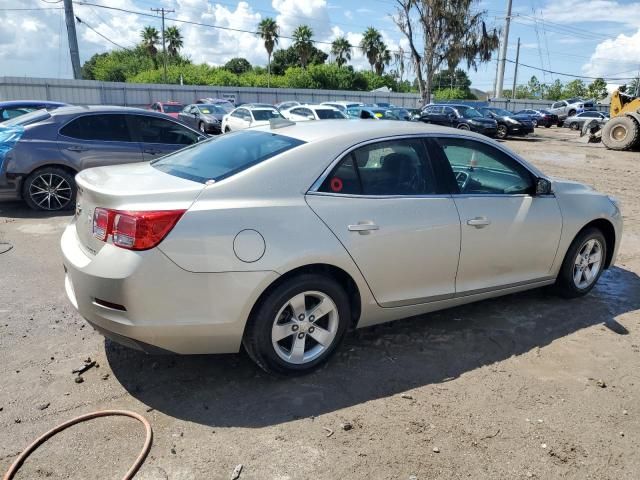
[536,178,552,195]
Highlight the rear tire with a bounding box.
[23,166,76,212]
[554,227,607,298]
[495,124,508,139]
[243,274,350,375]
[601,116,640,151]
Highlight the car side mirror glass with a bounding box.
[536,178,552,195]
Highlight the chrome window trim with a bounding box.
[307,132,552,196]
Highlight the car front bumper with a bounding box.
[61,222,279,354]
[470,125,498,136]
[507,124,535,136]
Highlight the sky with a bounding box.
[1,0,640,93]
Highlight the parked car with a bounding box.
[0,100,68,122]
[275,101,301,111]
[346,107,400,120]
[478,107,535,139]
[387,107,414,121]
[0,106,203,211]
[196,98,235,113]
[178,103,227,134]
[61,120,622,375]
[321,101,364,113]
[548,98,595,124]
[281,104,347,121]
[148,101,184,119]
[221,106,283,132]
[564,111,609,130]
[515,109,558,128]
[419,104,498,136]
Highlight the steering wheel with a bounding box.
[455,171,470,192]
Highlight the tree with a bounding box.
[546,79,563,100]
[164,26,183,56]
[586,77,608,100]
[393,0,499,103]
[563,79,587,98]
[331,36,352,68]
[374,42,391,75]
[224,58,252,75]
[360,27,382,72]
[527,76,542,97]
[271,45,327,75]
[432,68,471,92]
[81,52,109,80]
[141,26,160,59]
[257,17,279,86]
[292,25,314,69]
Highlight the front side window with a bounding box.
[316,109,346,119]
[319,139,436,196]
[432,137,534,195]
[128,115,199,145]
[60,114,131,142]
[152,130,305,183]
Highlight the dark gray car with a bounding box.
[177,104,226,134]
[0,105,203,211]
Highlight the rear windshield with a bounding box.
[316,109,346,119]
[152,130,305,183]
[1,109,51,127]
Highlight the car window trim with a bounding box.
[58,112,135,143]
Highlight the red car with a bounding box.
[148,101,184,119]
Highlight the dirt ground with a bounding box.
[1,127,639,480]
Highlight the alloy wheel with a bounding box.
[29,173,72,211]
[573,239,603,289]
[496,125,507,138]
[271,290,339,365]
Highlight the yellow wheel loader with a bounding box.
[582,88,640,150]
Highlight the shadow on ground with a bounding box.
[0,200,73,220]
[106,266,640,428]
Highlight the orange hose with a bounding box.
[3,410,153,480]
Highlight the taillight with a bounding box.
[92,209,185,250]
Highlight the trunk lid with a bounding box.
[74,162,204,256]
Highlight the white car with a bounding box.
[281,104,347,121]
[320,101,364,113]
[62,120,622,375]
[221,106,282,132]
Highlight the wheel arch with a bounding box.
[27,163,79,178]
[247,263,362,333]
[575,218,616,269]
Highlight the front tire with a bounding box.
[601,116,640,151]
[570,122,579,130]
[23,166,76,212]
[554,227,607,298]
[243,274,350,375]
[457,124,470,130]
[496,124,508,139]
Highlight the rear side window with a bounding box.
[128,115,199,145]
[152,130,305,184]
[319,139,436,196]
[60,114,131,142]
[252,109,282,121]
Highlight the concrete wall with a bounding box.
[0,76,423,108]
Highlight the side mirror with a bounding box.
[536,178,552,195]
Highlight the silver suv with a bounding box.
[0,106,203,211]
[548,98,595,123]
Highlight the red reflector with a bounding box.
[92,208,185,251]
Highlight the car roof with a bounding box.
[156,101,183,105]
[0,100,67,107]
[290,104,338,110]
[45,105,181,119]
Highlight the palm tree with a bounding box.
[374,42,391,75]
[360,27,382,72]
[141,26,160,58]
[331,37,352,68]
[165,26,183,57]
[257,17,279,86]
[292,25,314,69]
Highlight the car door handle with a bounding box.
[66,145,88,152]
[467,217,491,228]
[348,222,379,234]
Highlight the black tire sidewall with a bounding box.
[496,125,507,139]
[556,227,607,298]
[23,167,76,211]
[244,274,351,375]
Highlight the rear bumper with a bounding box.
[61,222,279,354]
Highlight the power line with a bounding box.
[505,58,637,81]
[75,16,132,51]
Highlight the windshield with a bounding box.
[0,109,51,127]
[252,109,282,121]
[214,102,234,113]
[152,130,305,184]
[163,104,183,113]
[197,105,225,115]
[456,106,482,119]
[316,109,346,119]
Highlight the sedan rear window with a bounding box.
[152,130,305,184]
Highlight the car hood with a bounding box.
[551,178,596,195]
[202,114,224,122]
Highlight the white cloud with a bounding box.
[541,0,640,26]
[582,29,640,78]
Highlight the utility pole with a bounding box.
[495,0,513,98]
[151,7,175,84]
[492,38,501,98]
[63,0,82,79]
[511,37,521,100]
